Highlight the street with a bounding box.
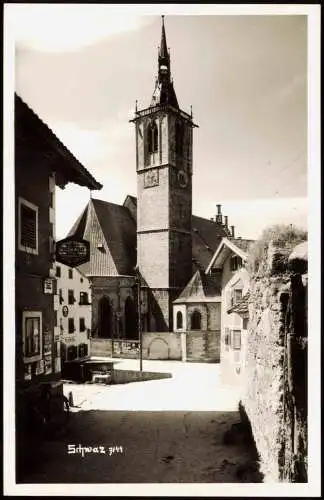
[18,361,262,484]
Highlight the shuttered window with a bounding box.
[19,198,38,254]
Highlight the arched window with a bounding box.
[191,309,201,330]
[98,296,112,339]
[124,296,138,340]
[175,121,184,156]
[147,121,158,154]
[176,311,183,329]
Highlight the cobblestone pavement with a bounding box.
[17,361,262,486]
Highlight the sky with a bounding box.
[8,4,314,240]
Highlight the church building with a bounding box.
[67,17,239,358]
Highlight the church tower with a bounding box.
[131,16,198,332]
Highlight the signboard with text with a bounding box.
[55,237,90,268]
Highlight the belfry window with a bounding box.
[175,121,184,156]
[147,121,158,154]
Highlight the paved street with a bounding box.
[18,361,262,484]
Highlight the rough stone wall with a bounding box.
[241,243,307,482]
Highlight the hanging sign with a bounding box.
[55,237,90,268]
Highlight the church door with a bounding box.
[124,296,138,340]
[98,296,112,338]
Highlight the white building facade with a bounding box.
[55,263,91,362]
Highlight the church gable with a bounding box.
[77,200,119,277]
[174,269,221,304]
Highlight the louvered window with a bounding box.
[19,198,38,254]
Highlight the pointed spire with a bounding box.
[160,15,168,60]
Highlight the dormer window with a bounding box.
[147,121,158,154]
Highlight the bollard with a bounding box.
[68,391,74,408]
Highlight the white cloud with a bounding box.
[7,5,153,52]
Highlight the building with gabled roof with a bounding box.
[207,235,254,384]
[15,92,101,476]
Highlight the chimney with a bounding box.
[231,225,235,238]
[224,216,228,227]
[216,204,223,224]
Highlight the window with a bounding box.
[56,266,61,277]
[242,317,248,330]
[234,289,243,304]
[232,330,241,350]
[80,277,83,283]
[18,198,38,254]
[68,318,75,334]
[224,328,230,346]
[22,311,42,361]
[147,121,158,154]
[176,311,183,329]
[59,288,64,304]
[54,310,57,327]
[68,269,73,279]
[79,317,86,332]
[191,309,201,330]
[230,256,243,272]
[79,292,90,305]
[68,289,75,305]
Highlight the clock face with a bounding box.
[177,170,188,188]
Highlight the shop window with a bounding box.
[68,318,75,334]
[18,198,38,255]
[79,317,86,332]
[68,269,73,279]
[56,266,61,277]
[230,256,243,272]
[68,289,75,305]
[147,121,158,154]
[176,311,183,329]
[79,292,90,305]
[191,309,201,330]
[22,311,42,361]
[232,330,241,350]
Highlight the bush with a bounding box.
[247,224,307,276]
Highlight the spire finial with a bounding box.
[135,100,138,113]
[159,14,168,60]
[190,105,193,118]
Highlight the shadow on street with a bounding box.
[17,408,263,483]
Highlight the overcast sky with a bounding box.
[8,5,314,239]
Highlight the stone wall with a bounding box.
[241,242,307,482]
[142,331,182,360]
[186,330,221,362]
[90,338,113,357]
